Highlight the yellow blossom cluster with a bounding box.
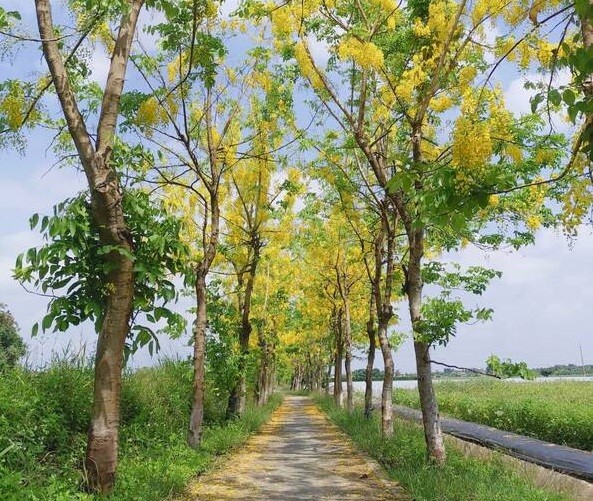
[336,38,384,70]
[429,94,454,112]
[135,96,168,129]
[451,88,513,191]
[471,0,508,26]
[269,0,322,39]
[294,42,325,91]
[395,62,428,101]
[167,52,192,83]
[488,194,500,206]
[0,83,25,130]
[412,0,457,44]
[561,177,593,235]
[505,144,524,163]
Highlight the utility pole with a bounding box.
[579,344,586,376]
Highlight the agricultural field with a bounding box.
[395,379,593,452]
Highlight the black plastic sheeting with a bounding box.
[394,405,593,482]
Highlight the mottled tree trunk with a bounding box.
[256,335,272,406]
[188,269,207,448]
[325,361,332,396]
[377,319,394,436]
[364,297,376,419]
[188,186,219,447]
[227,321,250,416]
[343,302,354,412]
[408,232,445,464]
[333,309,344,407]
[36,0,143,493]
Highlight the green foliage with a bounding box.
[0,359,281,500]
[0,305,26,370]
[415,263,500,346]
[486,355,536,380]
[315,396,567,501]
[14,189,188,358]
[395,379,593,452]
[0,7,20,29]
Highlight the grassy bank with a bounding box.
[315,396,568,501]
[0,360,281,500]
[395,379,593,451]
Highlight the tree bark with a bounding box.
[256,332,270,406]
[408,230,446,464]
[364,296,376,419]
[188,191,219,448]
[343,302,354,412]
[333,308,344,407]
[35,0,143,493]
[374,214,396,437]
[324,360,332,396]
[377,319,393,436]
[188,268,207,448]
[579,1,593,149]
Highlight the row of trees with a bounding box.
[1,0,591,494]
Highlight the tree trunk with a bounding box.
[187,185,219,447]
[408,234,446,464]
[333,309,344,407]
[377,319,394,436]
[343,302,354,412]
[579,1,593,151]
[256,335,270,406]
[35,0,143,493]
[325,361,332,396]
[227,321,250,416]
[364,300,376,419]
[188,269,207,448]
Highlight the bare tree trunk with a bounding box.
[256,334,269,406]
[35,0,143,493]
[408,233,446,464]
[364,297,376,419]
[373,214,396,437]
[343,302,354,412]
[188,186,219,447]
[227,322,250,416]
[325,360,332,396]
[377,319,394,436]
[188,269,207,448]
[333,309,344,407]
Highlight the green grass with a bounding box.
[315,395,569,501]
[0,360,281,500]
[395,378,593,451]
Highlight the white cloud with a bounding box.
[391,228,593,373]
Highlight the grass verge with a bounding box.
[0,361,281,500]
[315,395,569,501]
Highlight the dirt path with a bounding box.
[184,396,407,500]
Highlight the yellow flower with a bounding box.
[337,38,384,70]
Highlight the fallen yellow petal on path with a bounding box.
[182,396,408,500]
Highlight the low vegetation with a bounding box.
[316,396,568,501]
[0,360,281,500]
[395,379,593,451]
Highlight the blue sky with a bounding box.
[1,1,592,372]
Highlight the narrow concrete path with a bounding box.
[184,396,407,500]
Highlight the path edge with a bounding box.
[312,397,410,500]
